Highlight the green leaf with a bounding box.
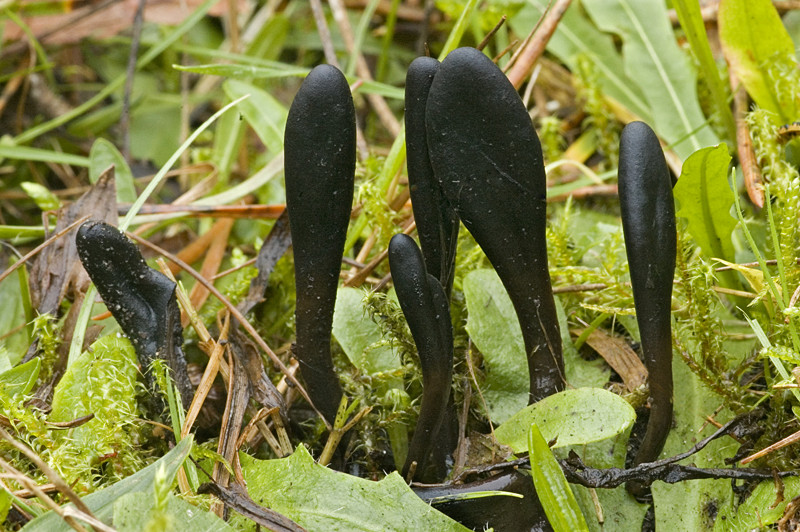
[114,493,233,532]
[463,269,527,423]
[332,287,402,375]
[0,358,40,399]
[513,0,651,123]
[237,445,470,532]
[223,79,288,155]
[713,477,800,531]
[20,182,60,211]
[0,144,90,167]
[673,144,736,261]
[464,269,609,423]
[22,436,193,531]
[718,0,798,123]
[495,387,636,453]
[528,423,589,532]
[582,0,719,160]
[89,138,137,204]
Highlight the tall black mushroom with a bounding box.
[405,56,459,294]
[389,234,453,482]
[284,64,356,425]
[75,220,193,413]
[618,121,676,498]
[426,47,564,402]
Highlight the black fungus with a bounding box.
[75,220,193,410]
[426,47,563,402]
[405,56,459,294]
[617,121,676,497]
[284,64,356,425]
[389,233,453,482]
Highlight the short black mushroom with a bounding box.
[617,121,676,498]
[75,220,193,412]
[284,64,356,425]
[426,47,563,402]
[389,233,453,482]
[405,56,459,294]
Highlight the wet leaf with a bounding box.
[494,388,636,453]
[237,445,470,532]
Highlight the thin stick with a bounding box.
[506,0,572,89]
[476,15,507,52]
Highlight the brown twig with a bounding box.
[730,71,764,208]
[506,0,572,89]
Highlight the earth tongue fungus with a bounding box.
[405,56,459,295]
[75,220,193,414]
[426,47,563,402]
[284,64,356,425]
[617,121,677,499]
[388,233,453,483]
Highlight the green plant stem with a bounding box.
[347,0,381,78]
[672,0,736,143]
[764,186,790,307]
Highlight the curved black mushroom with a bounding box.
[617,121,676,497]
[389,233,453,482]
[405,56,459,294]
[426,47,563,402]
[284,64,356,425]
[75,220,193,411]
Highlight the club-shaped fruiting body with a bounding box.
[284,64,356,425]
[618,121,676,497]
[389,233,453,482]
[405,56,458,295]
[75,220,193,410]
[426,47,563,402]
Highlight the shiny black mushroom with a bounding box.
[617,121,677,498]
[426,47,564,402]
[284,64,357,425]
[389,233,453,482]
[75,220,193,413]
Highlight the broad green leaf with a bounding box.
[0,358,40,399]
[332,287,401,375]
[652,355,733,531]
[674,144,736,261]
[718,0,798,122]
[713,477,800,531]
[463,269,527,423]
[89,138,137,203]
[464,270,609,423]
[20,182,60,211]
[529,423,589,532]
[223,79,287,155]
[22,436,193,531]
[515,0,651,122]
[495,388,636,453]
[582,0,719,160]
[114,493,233,532]
[237,445,470,532]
